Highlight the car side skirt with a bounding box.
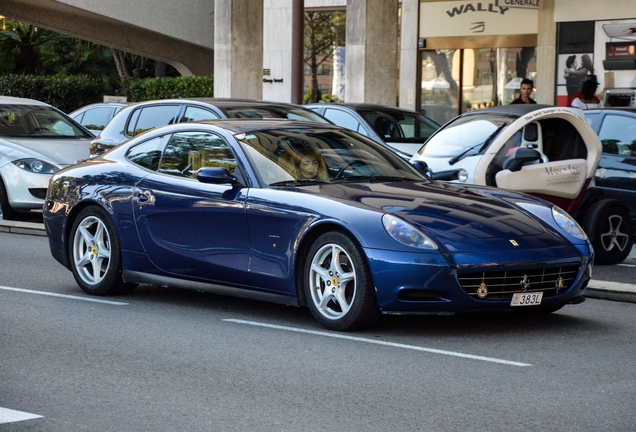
[122,270,299,307]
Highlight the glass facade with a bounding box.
[420,48,537,123]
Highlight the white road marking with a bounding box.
[0,286,128,305]
[0,407,42,424]
[224,319,533,367]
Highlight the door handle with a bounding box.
[137,190,155,204]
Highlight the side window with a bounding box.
[182,106,221,122]
[80,107,114,131]
[125,136,165,171]
[127,105,180,137]
[541,118,587,161]
[158,132,238,178]
[598,115,636,157]
[323,108,365,134]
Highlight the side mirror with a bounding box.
[502,148,542,172]
[197,167,236,184]
[412,160,432,179]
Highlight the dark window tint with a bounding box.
[598,115,636,156]
[159,132,237,178]
[127,105,180,137]
[126,136,165,170]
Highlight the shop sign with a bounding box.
[495,0,541,9]
[420,1,538,37]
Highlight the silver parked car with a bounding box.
[69,102,126,135]
[0,96,93,219]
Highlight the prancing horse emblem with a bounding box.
[520,275,530,291]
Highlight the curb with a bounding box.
[1,219,635,304]
[0,220,47,237]
[585,280,636,304]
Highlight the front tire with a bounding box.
[0,178,19,220]
[304,232,380,331]
[69,206,136,295]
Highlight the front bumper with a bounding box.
[0,163,51,210]
[365,244,593,314]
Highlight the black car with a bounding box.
[305,103,440,158]
[584,108,636,224]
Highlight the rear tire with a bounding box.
[69,206,136,295]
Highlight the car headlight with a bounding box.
[382,214,438,249]
[552,206,587,240]
[12,158,58,174]
[457,169,468,182]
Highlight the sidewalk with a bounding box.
[1,218,634,304]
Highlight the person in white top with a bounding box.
[571,78,604,109]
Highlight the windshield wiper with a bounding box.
[448,124,506,166]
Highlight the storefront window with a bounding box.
[420,47,536,122]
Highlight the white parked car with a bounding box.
[0,96,93,219]
[411,104,633,264]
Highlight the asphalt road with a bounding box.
[1,232,636,431]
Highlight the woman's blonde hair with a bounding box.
[278,147,328,180]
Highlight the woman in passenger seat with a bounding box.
[278,146,328,180]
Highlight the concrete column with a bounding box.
[345,0,398,105]
[398,0,419,110]
[262,0,293,102]
[536,0,556,104]
[214,0,263,98]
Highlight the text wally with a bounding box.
[446,3,509,17]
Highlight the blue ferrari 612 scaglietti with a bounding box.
[43,119,593,331]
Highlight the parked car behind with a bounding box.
[69,102,126,135]
[0,96,93,219]
[305,102,440,158]
[410,104,633,265]
[44,119,593,331]
[583,107,636,224]
[90,98,330,156]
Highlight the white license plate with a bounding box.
[510,292,543,306]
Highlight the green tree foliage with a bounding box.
[304,10,345,103]
[0,18,180,100]
[128,76,214,102]
[0,75,101,112]
[0,19,62,75]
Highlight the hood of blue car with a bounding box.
[318,180,546,241]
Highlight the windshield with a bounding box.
[418,114,516,157]
[221,106,330,123]
[236,127,427,187]
[358,109,440,143]
[0,104,92,138]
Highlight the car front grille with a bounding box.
[458,266,580,300]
